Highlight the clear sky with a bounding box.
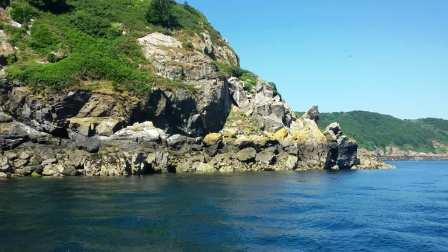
[185,0,448,119]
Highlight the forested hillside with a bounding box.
[318,111,448,153]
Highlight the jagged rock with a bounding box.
[138,32,237,81]
[42,164,62,176]
[69,117,96,136]
[137,32,217,81]
[287,110,329,168]
[0,30,14,66]
[228,77,251,111]
[167,134,187,148]
[324,122,359,170]
[1,87,92,135]
[237,147,257,163]
[337,137,359,169]
[196,162,215,173]
[72,134,101,153]
[325,122,342,141]
[256,148,276,165]
[253,81,294,132]
[0,156,11,172]
[356,149,392,169]
[303,105,320,123]
[95,118,124,137]
[69,117,124,137]
[285,155,299,170]
[0,111,12,122]
[272,128,289,141]
[146,80,231,136]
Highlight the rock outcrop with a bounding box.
[324,122,360,170]
[0,26,381,178]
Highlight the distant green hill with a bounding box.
[317,111,448,153]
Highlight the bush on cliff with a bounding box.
[10,1,38,23]
[1,0,10,8]
[27,0,70,13]
[216,62,258,91]
[145,0,177,28]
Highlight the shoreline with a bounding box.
[382,156,448,161]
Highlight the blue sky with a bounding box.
[184,0,448,119]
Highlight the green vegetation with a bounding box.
[1,0,10,8]
[9,1,38,23]
[27,0,70,13]
[215,62,258,91]
[2,0,227,95]
[145,0,177,28]
[318,111,448,153]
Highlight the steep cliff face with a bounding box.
[0,1,379,177]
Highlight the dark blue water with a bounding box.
[1,161,448,252]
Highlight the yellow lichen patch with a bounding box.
[272,128,289,141]
[203,132,223,146]
[223,107,261,135]
[222,127,238,139]
[68,117,105,125]
[288,119,326,144]
[78,81,120,95]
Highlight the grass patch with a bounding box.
[215,62,258,91]
[4,0,233,95]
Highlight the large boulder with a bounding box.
[111,121,166,143]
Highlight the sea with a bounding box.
[0,160,447,252]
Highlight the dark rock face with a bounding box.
[336,137,359,169]
[144,79,231,137]
[324,122,360,170]
[1,87,92,136]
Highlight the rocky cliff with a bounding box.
[0,2,385,178]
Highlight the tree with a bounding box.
[0,0,10,8]
[27,0,70,13]
[145,0,177,28]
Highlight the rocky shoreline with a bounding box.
[0,29,388,178]
[381,155,448,161]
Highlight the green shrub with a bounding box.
[28,21,61,54]
[1,0,10,8]
[69,10,112,37]
[145,0,177,28]
[240,71,257,91]
[182,41,194,50]
[268,81,280,97]
[215,62,258,91]
[10,1,38,24]
[27,0,70,13]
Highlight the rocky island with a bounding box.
[0,0,386,178]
